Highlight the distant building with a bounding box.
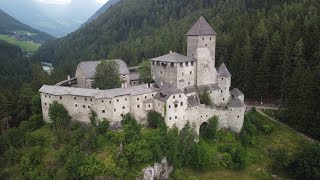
[39,17,245,134]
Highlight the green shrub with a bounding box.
[147,110,165,129]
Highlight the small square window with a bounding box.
[85,98,87,101]
[45,95,47,98]
[175,116,177,119]
[152,94,154,97]
[180,102,183,106]
[74,97,76,100]
[191,62,194,66]
[202,37,204,41]
[137,105,140,108]
[90,98,92,102]
[137,97,140,101]
[223,98,225,101]
[83,105,86,108]
[114,108,116,112]
[206,44,208,46]
[75,104,77,107]
[175,104,178,108]
[88,106,90,109]
[169,117,172,120]
[45,103,47,105]
[179,94,181,98]
[60,96,62,99]
[180,62,183,67]
[102,100,104,103]
[122,106,125,109]
[145,96,147,99]
[117,99,119,102]
[109,101,112,104]
[186,62,189,67]
[173,95,175,99]
[148,104,151,108]
[102,110,105,113]
[169,105,171,108]
[190,71,192,75]
[238,116,240,118]
[125,98,127,101]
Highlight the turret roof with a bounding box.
[228,97,245,108]
[217,63,231,77]
[230,88,244,97]
[186,16,217,36]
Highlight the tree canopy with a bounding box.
[92,60,121,89]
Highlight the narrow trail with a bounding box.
[251,106,318,143]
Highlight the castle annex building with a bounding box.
[39,17,246,134]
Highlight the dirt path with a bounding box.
[253,107,318,143]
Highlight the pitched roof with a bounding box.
[150,52,196,63]
[217,63,231,77]
[228,97,245,108]
[77,59,129,79]
[230,88,244,97]
[153,81,182,102]
[187,16,217,36]
[39,84,155,99]
[130,72,140,81]
[188,95,200,107]
[198,84,220,92]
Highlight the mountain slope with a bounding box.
[0,9,53,44]
[83,0,120,26]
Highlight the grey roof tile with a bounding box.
[77,59,129,79]
[198,84,220,92]
[153,81,182,102]
[39,84,155,99]
[217,63,231,77]
[228,97,245,108]
[150,52,196,63]
[187,16,217,36]
[230,88,244,97]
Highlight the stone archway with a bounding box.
[199,122,209,138]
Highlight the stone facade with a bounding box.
[39,16,246,134]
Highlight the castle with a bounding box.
[39,17,245,134]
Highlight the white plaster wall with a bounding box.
[195,48,217,86]
[187,35,216,63]
[228,107,245,132]
[151,61,177,86]
[164,93,188,129]
[176,62,196,89]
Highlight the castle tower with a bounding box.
[187,17,217,86]
[186,16,217,62]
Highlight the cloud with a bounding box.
[36,0,72,5]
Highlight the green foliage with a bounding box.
[290,144,320,179]
[201,116,218,140]
[139,60,152,83]
[97,118,110,135]
[199,90,212,106]
[191,142,210,171]
[121,114,141,143]
[48,101,71,130]
[147,110,165,128]
[92,60,121,89]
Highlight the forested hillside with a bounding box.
[83,0,120,25]
[36,0,320,139]
[0,9,53,44]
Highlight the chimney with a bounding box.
[160,81,163,86]
[169,50,173,54]
[67,75,71,81]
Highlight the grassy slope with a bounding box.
[182,111,311,179]
[13,110,311,179]
[0,34,40,53]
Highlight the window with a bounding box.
[210,37,212,41]
[222,78,224,80]
[90,98,92,102]
[223,98,225,101]
[137,105,140,108]
[83,105,86,108]
[102,100,104,103]
[145,96,147,99]
[238,116,240,118]
[210,92,212,94]
[180,102,183,106]
[182,72,184,75]
[152,94,155,97]
[169,117,172,120]
[117,99,119,102]
[188,82,191,85]
[186,62,189,67]
[175,116,177,119]
[122,106,125,109]
[206,115,208,117]
[169,105,171,108]
[192,54,194,56]
[170,62,174,67]
[125,98,127,101]
[88,106,90,109]
[60,96,62,100]
[152,61,155,65]
[109,101,112,104]
[206,44,208,47]
[201,116,203,118]
[179,94,181,98]
[102,110,105,113]
[49,95,51,98]
[133,82,136,84]
[45,103,47,106]
[221,90,223,93]
[175,104,178,108]
[85,98,87,101]
[137,97,140,101]
[173,95,176,99]
[202,37,204,41]
[160,71,163,74]
[190,71,192,75]
[114,108,116,112]
[45,95,47,98]
[180,62,183,67]
[75,104,77,107]
[191,62,194,66]
[148,104,151,108]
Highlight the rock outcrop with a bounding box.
[142,158,173,180]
